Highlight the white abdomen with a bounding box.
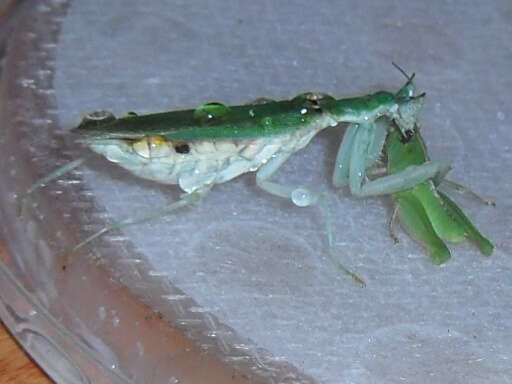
[88,115,336,193]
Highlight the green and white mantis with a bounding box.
[73,72,437,208]
[19,66,493,283]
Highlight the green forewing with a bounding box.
[438,191,494,256]
[74,98,322,141]
[395,191,451,264]
[408,184,466,243]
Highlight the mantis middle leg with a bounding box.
[256,152,365,286]
[255,151,322,207]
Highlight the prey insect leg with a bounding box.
[440,179,496,206]
[387,205,400,244]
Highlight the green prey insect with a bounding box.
[20,68,446,284]
[382,126,494,263]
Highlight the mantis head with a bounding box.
[391,63,426,141]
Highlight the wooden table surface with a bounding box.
[0,242,52,383]
[0,320,52,383]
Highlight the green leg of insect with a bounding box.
[333,120,393,188]
[439,179,496,206]
[318,195,366,287]
[333,121,450,197]
[256,151,320,207]
[387,205,400,244]
[256,151,366,286]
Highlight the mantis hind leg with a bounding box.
[256,152,365,286]
[255,151,322,207]
[17,157,88,216]
[70,187,208,253]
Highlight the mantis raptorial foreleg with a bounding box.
[365,118,388,170]
[334,122,451,198]
[332,120,388,188]
[332,123,359,188]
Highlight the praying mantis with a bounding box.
[19,65,493,284]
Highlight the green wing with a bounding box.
[439,191,494,256]
[73,98,322,141]
[411,184,466,243]
[395,189,451,264]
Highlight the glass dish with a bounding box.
[1,1,511,383]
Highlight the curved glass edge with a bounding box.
[0,253,133,384]
[0,2,131,383]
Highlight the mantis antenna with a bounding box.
[392,62,415,83]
